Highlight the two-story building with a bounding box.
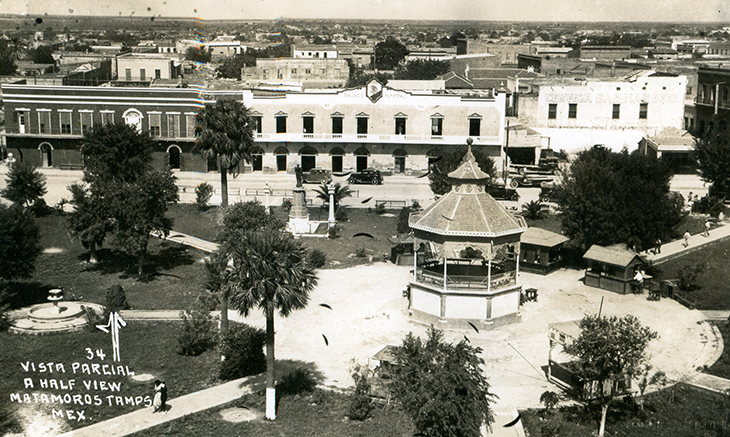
[115,53,182,84]
[243,58,350,89]
[694,65,730,135]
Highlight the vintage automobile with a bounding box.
[509,172,556,188]
[488,184,520,201]
[539,183,556,203]
[347,168,383,185]
[302,167,333,184]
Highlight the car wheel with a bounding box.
[348,177,355,184]
[322,177,330,184]
[511,193,520,201]
[540,196,550,203]
[371,178,379,185]
[509,179,519,189]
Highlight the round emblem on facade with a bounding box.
[465,184,473,192]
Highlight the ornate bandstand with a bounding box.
[408,143,527,329]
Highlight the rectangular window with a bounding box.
[395,117,407,135]
[149,113,161,136]
[38,111,51,134]
[612,104,620,119]
[253,116,262,134]
[276,116,287,133]
[155,69,161,79]
[468,118,481,137]
[568,103,577,119]
[302,116,314,134]
[639,103,648,119]
[101,112,114,126]
[291,68,297,75]
[332,116,343,134]
[125,68,131,81]
[80,112,93,133]
[356,117,368,134]
[140,68,146,81]
[320,68,326,76]
[431,117,443,136]
[186,114,196,137]
[262,69,268,80]
[548,103,557,119]
[277,69,283,80]
[60,111,72,134]
[305,68,311,74]
[167,114,180,138]
[15,110,29,134]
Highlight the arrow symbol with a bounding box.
[97,312,126,362]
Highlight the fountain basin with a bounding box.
[9,302,105,335]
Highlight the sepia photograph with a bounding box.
[0,1,729,436]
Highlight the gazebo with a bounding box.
[407,142,527,329]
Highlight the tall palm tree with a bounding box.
[223,228,318,420]
[194,99,256,207]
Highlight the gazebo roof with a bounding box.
[410,145,527,238]
[521,227,569,247]
[583,244,646,268]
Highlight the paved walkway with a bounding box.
[57,374,266,437]
[643,219,730,265]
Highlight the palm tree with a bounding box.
[313,182,353,211]
[223,228,318,420]
[194,99,256,207]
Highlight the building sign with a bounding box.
[544,92,678,104]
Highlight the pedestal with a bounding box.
[288,188,310,234]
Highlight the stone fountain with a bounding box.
[9,288,105,335]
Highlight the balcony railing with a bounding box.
[696,97,730,109]
[415,268,517,291]
[254,132,501,144]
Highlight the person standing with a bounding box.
[704,220,711,237]
[683,230,691,247]
[153,380,168,414]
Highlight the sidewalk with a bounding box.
[57,374,265,437]
[643,220,730,265]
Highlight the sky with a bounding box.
[0,0,728,23]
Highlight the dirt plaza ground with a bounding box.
[229,263,717,410]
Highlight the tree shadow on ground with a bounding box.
[79,243,196,282]
[1,281,54,309]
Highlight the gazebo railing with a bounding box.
[415,269,516,291]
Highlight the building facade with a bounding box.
[2,80,507,175]
[243,58,350,89]
[695,65,730,135]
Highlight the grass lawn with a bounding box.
[520,383,730,437]
[706,322,730,379]
[3,212,209,311]
[0,321,220,434]
[132,388,415,437]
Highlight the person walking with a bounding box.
[704,220,711,237]
[654,238,662,254]
[683,230,691,247]
[153,380,168,414]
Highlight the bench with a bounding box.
[59,164,84,170]
[375,200,407,209]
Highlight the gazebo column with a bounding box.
[443,257,448,292]
[515,242,521,284]
[487,258,492,293]
[413,242,417,282]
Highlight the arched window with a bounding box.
[123,108,143,133]
[166,145,181,170]
[251,147,264,172]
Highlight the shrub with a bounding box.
[0,302,10,332]
[195,182,214,211]
[177,307,217,356]
[335,206,349,222]
[105,284,130,312]
[277,368,318,396]
[281,198,293,211]
[328,225,339,239]
[397,207,410,234]
[82,305,107,332]
[522,200,544,220]
[307,249,327,268]
[218,323,266,380]
[348,362,373,421]
[30,198,52,217]
[375,203,386,215]
[677,261,707,291]
[355,246,367,257]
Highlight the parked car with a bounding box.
[539,184,556,203]
[488,184,520,201]
[508,172,556,188]
[347,168,383,185]
[302,168,332,184]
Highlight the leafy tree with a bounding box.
[28,45,55,64]
[634,364,666,411]
[540,390,560,413]
[222,228,318,420]
[394,59,451,80]
[694,126,730,198]
[313,183,352,212]
[564,314,658,437]
[1,161,47,208]
[390,326,497,437]
[111,169,178,276]
[185,46,211,63]
[81,122,178,275]
[374,36,409,70]
[0,39,18,75]
[211,200,284,333]
[216,54,257,79]
[428,145,498,196]
[0,204,42,281]
[66,182,112,263]
[194,99,256,207]
[553,146,682,252]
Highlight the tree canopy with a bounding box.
[0,39,18,75]
[374,36,409,70]
[565,314,658,437]
[1,161,47,208]
[0,204,42,281]
[694,126,730,198]
[185,46,211,63]
[194,99,256,207]
[390,326,497,437]
[427,145,498,196]
[553,146,682,252]
[393,59,451,80]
